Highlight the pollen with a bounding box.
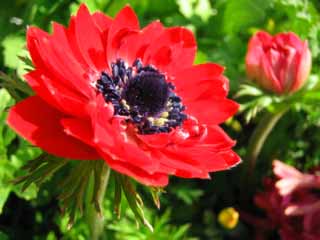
[160,111,169,118]
[121,99,130,110]
[153,118,168,126]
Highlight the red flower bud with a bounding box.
[246,31,312,94]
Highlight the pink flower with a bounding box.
[242,161,320,240]
[246,31,312,94]
[273,160,320,197]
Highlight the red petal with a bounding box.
[185,97,239,125]
[246,31,271,81]
[198,150,238,172]
[173,63,229,101]
[107,5,139,64]
[136,128,187,149]
[143,27,196,74]
[91,95,159,174]
[25,70,89,118]
[256,31,273,46]
[91,94,116,149]
[108,29,137,63]
[116,21,165,65]
[7,96,99,160]
[217,150,241,168]
[201,125,236,150]
[26,27,47,70]
[260,54,282,93]
[92,11,113,41]
[163,144,240,176]
[292,41,311,92]
[93,121,160,174]
[274,32,303,51]
[100,151,168,187]
[66,17,91,68]
[74,4,108,71]
[27,26,94,98]
[157,150,208,178]
[91,12,113,60]
[51,22,88,70]
[60,118,95,146]
[163,145,212,178]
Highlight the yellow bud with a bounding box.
[218,207,239,230]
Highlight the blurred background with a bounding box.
[0,0,320,239]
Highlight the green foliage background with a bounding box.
[0,0,320,239]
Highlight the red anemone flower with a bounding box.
[7,4,240,186]
[246,31,311,94]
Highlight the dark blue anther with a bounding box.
[112,64,119,78]
[168,82,175,90]
[133,59,143,70]
[96,59,187,135]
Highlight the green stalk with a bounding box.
[87,162,111,240]
[244,106,289,179]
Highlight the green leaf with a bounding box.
[308,23,320,58]
[223,0,270,34]
[194,0,214,22]
[0,89,40,213]
[234,84,264,98]
[194,51,207,64]
[113,173,122,218]
[177,0,213,22]
[2,35,25,69]
[0,231,9,240]
[119,175,153,231]
[150,187,163,209]
[170,184,204,205]
[0,71,34,101]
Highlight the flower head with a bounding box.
[249,161,320,240]
[7,4,240,186]
[218,207,239,229]
[245,31,312,94]
[273,160,320,198]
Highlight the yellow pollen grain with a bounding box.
[121,100,130,110]
[153,118,168,126]
[160,112,169,118]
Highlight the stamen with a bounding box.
[96,59,187,134]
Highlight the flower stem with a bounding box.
[87,162,110,240]
[244,106,289,179]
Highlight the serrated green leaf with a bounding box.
[150,187,162,209]
[120,175,153,231]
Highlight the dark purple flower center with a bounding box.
[96,59,187,134]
